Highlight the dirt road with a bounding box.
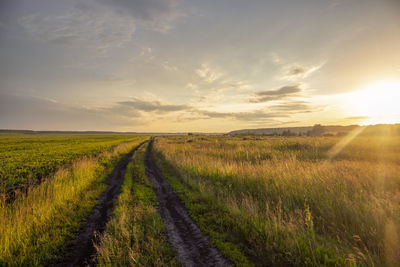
[57,141,145,267]
[145,140,232,267]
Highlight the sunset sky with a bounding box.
[1,0,399,132]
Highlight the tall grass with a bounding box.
[154,136,400,266]
[96,144,178,266]
[0,138,147,266]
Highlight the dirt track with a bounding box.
[57,142,145,267]
[145,140,232,267]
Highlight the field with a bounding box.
[1,133,399,266]
[0,134,140,198]
[153,135,400,266]
[0,134,148,265]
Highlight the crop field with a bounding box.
[1,133,399,266]
[0,134,148,265]
[0,134,141,198]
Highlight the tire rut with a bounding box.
[145,140,232,267]
[57,141,146,267]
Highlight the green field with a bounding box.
[0,134,141,197]
[1,133,399,266]
[0,135,148,265]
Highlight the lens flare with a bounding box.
[347,79,400,124]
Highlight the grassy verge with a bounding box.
[159,161,255,267]
[152,141,354,266]
[96,144,178,266]
[0,138,147,266]
[153,135,400,266]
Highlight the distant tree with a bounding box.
[336,131,347,137]
[282,130,296,136]
[308,124,325,136]
[188,132,194,136]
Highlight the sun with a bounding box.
[347,79,400,125]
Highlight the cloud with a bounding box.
[0,92,142,130]
[250,85,302,102]
[113,97,296,123]
[271,52,283,64]
[283,64,323,80]
[269,101,314,112]
[0,90,319,131]
[270,53,324,81]
[288,67,307,76]
[193,63,253,98]
[186,83,198,90]
[19,7,136,55]
[96,0,184,32]
[129,47,156,63]
[196,63,223,83]
[117,98,190,113]
[161,61,178,71]
[345,116,370,120]
[197,109,288,122]
[101,97,315,124]
[257,85,301,96]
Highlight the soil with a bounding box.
[57,142,145,267]
[145,140,232,267]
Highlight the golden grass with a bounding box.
[0,138,147,266]
[154,135,400,266]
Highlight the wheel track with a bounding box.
[57,141,146,267]
[145,140,232,267]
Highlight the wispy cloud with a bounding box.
[198,109,288,121]
[345,116,370,121]
[18,0,185,56]
[269,101,314,113]
[283,64,323,81]
[287,67,307,76]
[191,62,253,108]
[270,53,324,81]
[19,6,136,56]
[97,0,185,32]
[161,61,178,71]
[250,85,302,103]
[100,97,315,123]
[196,63,223,83]
[0,92,142,130]
[117,98,190,113]
[129,47,155,63]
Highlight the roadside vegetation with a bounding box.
[0,137,147,266]
[0,133,140,199]
[96,144,178,266]
[1,132,399,266]
[153,135,400,266]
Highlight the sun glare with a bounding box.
[347,79,400,124]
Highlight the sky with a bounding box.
[0,0,399,132]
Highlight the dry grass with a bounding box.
[154,135,400,266]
